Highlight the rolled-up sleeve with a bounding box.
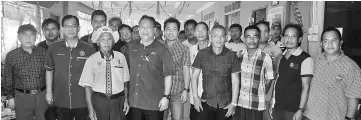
[162,49,174,76]
[121,54,130,82]
[78,56,94,87]
[44,46,55,70]
[345,63,361,99]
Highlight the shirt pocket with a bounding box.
[146,54,162,76]
[202,62,210,75]
[221,63,232,76]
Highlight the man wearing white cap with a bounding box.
[79,26,130,120]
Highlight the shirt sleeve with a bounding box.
[345,62,361,99]
[231,53,241,73]
[121,54,130,82]
[162,48,174,76]
[192,51,203,69]
[3,52,14,97]
[182,47,191,66]
[78,56,94,87]
[301,57,314,77]
[44,46,55,70]
[264,54,275,80]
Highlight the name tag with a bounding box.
[57,54,65,56]
[115,66,123,68]
[76,57,88,60]
[290,62,299,70]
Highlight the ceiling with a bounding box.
[80,1,210,24]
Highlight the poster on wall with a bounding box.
[252,7,267,24]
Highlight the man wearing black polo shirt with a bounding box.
[271,24,313,120]
[44,15,96,120]
[38,18,60,50]
[127,15,174,120]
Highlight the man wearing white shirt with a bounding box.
[189,22,211,120]
[79,26,130,120]
[225,23,246,52]
[182,19,198,48]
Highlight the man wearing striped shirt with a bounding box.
[233,25,275,120]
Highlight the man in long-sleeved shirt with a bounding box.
[3,24,48,120]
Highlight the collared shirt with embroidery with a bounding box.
[2,46,47,97]
[192,46,241,108]
[165,40,191,95]
[237,49,274,111]
[304,52,361,120]
[78,51,129,94]
[272,47,313,112]
[44,40,96,109]
[128,40,174,111]
[189,43,210,104]
[225,39,246,52]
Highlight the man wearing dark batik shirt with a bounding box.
[44,15,96,120]
[127,15,174,120]
[3,24,48,120]
[192,25,241,120]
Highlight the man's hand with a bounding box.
[180,90,188,103]
[193,96,203,112]
[123,98,130,115]
[158,97,169,111]
[7,98,15,109]
[88,107,97,120]
[224,103,236,117]
[46,92,53,105]
[293,110,303,120]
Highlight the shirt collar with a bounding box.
[242,48,262,57]
[229,38,243,43]
[99,50,114,59]
[65,39,79,48]
[207,46,229,56]
[283,47,303,56]
[20,46,38,54]
[165,40,180,48]
[318,51,345,62]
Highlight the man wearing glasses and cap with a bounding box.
[79,26,130,120]
[3,24,48,120]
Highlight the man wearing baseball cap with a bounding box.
[79,26,130,120]
[2,24,48,120]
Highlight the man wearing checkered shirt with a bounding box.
[233,25,275,120]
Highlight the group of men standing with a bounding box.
[2,9,361,120]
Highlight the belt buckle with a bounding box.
[30,90,38,94]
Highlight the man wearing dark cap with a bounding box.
[2,24,48,120]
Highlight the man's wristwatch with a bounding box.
[163,95,171,100]
[345,116,355,120]
[183,88,190,92]
[298,108,305,112]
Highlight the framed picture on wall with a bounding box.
[272,1,279,6]
[252,6,267,24]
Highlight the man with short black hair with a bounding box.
[179,30,186,42]
[225,23,246,52]
[44,15,96,120]
[132,25,141,42]
[107,17,125,52]
[3,24,48,120]
[80,10,107,51]
[182,19,198,48]
[127,15,174,120]
[271,23,313,120]
[38,18,60,50]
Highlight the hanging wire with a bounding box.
[132,1,155,11]
[159,2,172,18]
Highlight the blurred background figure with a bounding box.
[179,30,187,42]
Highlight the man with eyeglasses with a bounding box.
[80,10,107,51]
[44,15,96,120]
[3,24,48,120]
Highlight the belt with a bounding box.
[93,91,124,99]
[16,86,46,94]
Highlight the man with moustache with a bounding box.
[163,17,191,120]
[44,15,96,120]
[38,18,60,50]
[127,15,174,120]
[37,18,61,120]
[304,27,361,120]
[233,25,274,120]
[182,19,198,48]
[271,24,313,120]
[80,10,107,51]
[79,26,130,120]
[192,25,241,120]
[189,22,211,120]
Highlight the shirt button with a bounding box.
[70,93,72,95]
[135,93,138,95]
[70,74,72,76]
[70,83,71,86]
[136,84,138,86]
[70,66,72,67]
[138,65,140,66]
[137,74,139,76]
